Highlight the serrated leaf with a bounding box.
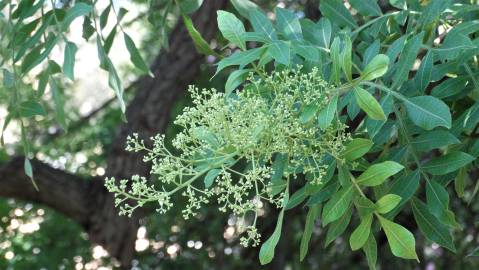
[217,11,246,50]
[411,197,456,252]
[361,54,389,81]
[124,33,152,76]
[354,87,387,121]
[322,184,354,225]
[318,95,338,130]
[350,214,373,250]
[356,161,404,186]
[300,205,321,261]
[342,138,373,161]
[63,41,78,80]
[376,194,402,214]
[403,96,452,130]
[378,216,418,260]
[422,152,475,175]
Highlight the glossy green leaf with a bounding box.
[322,184,354,225]
[361,54,389,81]
[300,205,321,261]
[350,214,373,251]
[422,152,475,175]
[217,11,246,50]
[404,96,452,130]
[354,87,387,121]
[376,194,402,214]
[378,216,418,260]
[63,41,78,80]
[356,161,404,186]
[411,197,456,252]
[342,138,373,161]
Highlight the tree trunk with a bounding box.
[0,0,226,267]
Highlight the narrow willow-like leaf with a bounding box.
[259,194,288,265]
[49,78,67,130]
[300,205,321,261]
[62,3,92,30]
[363,234,378,270]
[124,33,153,77]
[410,130,460,152]
[356,161,404,186]
[392,32,424,89]
[183,16,220,58]
[354,87,387,121]
[378,216,418,260]
[411,197,456,252]
[63,41,78,80]
[18,100,46,117]
[350,214,373,250]
[414,51,434,94]
[342,36,352,81]
[455,167,467,198]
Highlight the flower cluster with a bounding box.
[105,69,349,246]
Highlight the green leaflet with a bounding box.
[378,216,418,260]
[325,206,353,246]
[225,69,251,95]
[217,11,246,50]
[215,47,266,76]
[356,161,404,187]
[350,214,373,251]
[422,152,475,175]
[319,0,358,29]
[322,184,354,225]
[403,96,452,130]
[49,78,67,130]
[363,234,378,270]
[318,95,338,130]
[63,41,78,80]
[204,169,221,188]
[349,0,382,17]
[376,194,402,214]
[342,138,373,161]
[259,193,289,265]
[179,0,204,14]
[18,100,46,117]
[249,9,276,41]
[411,197,456,252]
[414,51,434,94]
[361,54,389,81]
[124,33,153,76]
[275,7,302,40]
[61,3,92,31]
[300,204,321,261]
[392,32,424,89]
[268,40,291,66]
[183,16,221,58]
[410,130,460,152]
[354,87,387,121]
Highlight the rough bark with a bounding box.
[0,0,226,267]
